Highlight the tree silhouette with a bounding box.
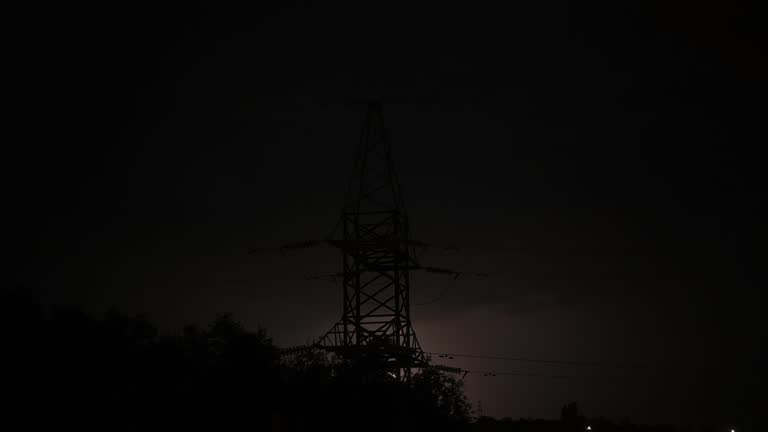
[2,289,732,432]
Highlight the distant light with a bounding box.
[731,429,735,432]
[387,372,397,378]
[586,427,592,431]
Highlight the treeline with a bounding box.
[472,403,693,432]
[3,291,469,431]
[2,291,744,432]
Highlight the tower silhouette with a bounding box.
[317,101,427,380]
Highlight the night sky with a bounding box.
[9,1,765,427]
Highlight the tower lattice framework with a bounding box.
[318,101,427,380]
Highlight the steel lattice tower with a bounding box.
[317,101,427,380]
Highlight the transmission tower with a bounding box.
[316,101,427,381]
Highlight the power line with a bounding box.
[464,370,571,379]
[425,351,648,369]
